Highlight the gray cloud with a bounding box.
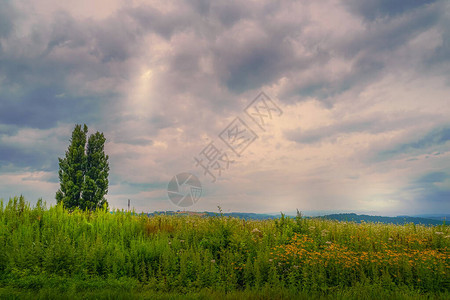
[0,8,141,129]
[125,4,195,39]
[424,3,450,75]
[285,114,442,145]
[405,171,450,213]
[0,126,69,172]
[345,0,438,21]
[378,125,450,159]
[0,0,16,39]
[415,171,448,184]
[0,145,49,169]
[280,1,444,105]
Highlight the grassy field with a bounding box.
[0,196,448,299]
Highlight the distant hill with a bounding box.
[143,211,446,225]
[203,212,279,220]
[149,211,278,220]
[318,213,445,226]
[411,214,449,221]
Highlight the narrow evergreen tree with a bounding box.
[56,124,109,210]
[82,132,109,210]
[56,124,87,209]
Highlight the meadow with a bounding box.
[0,196,448,299]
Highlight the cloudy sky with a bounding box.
[1,0,449,216]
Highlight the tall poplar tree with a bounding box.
[56,124,109,210]
[82,132,109,210]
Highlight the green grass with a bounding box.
[0,196,448,299]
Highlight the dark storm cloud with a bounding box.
[345,0,437,21]
[0,142,58,171]
[125,4,195,39]
[416,171,448,184]
[118,0,443,110]
[284,114,439,145]
[210,8,325,94]
[125,0,323,97]
[425,4,450,72]
[0,124,19,136]
[0,9,139,130]
[280,1,443,104]
[341,3,440,57]
[0,88,107,129]
[1,0,446,131]
[188,0,255,25]
[280,55,382,104]
[209,1,252,27]
[121,181,167,192]
[284,118,375,144]
[378,125,450,159]
[0,0,16,38]
[406,171,450,212]
[219,37,325,93]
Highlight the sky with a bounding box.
[0,0,449,216]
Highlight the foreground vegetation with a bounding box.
[0,196,448,299]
